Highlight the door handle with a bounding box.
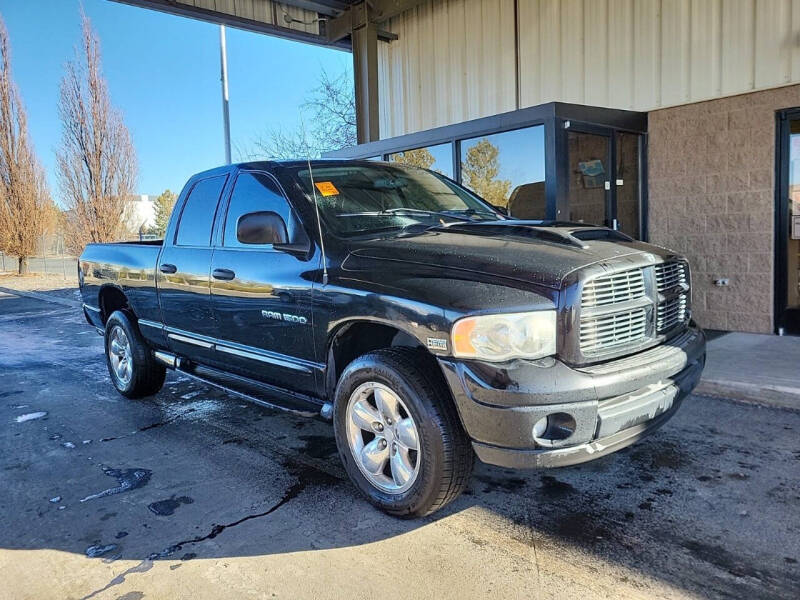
[212,268,236,281]
[159,263,177,274]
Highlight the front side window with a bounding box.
[289,163,501,237]
[459,125,546,219]
[223,172,302,248]
[175,175,227,246]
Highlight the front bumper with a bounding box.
[438,325,706,468]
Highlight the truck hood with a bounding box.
[342,222,664,290]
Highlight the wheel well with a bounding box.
[326,321,432,397]
[98,286,130,324]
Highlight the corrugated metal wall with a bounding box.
[170,0,321,35]
[379,0,800,138]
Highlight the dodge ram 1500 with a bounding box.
[79,160,706,516]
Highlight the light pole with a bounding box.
[219,25,232,165]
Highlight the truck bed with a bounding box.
[79,241,164,326]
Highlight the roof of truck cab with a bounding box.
[188,158,392,181]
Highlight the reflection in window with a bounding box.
[788,119,800,311]
[389,143,453,178]
[567,131,608,227]
[459,126,546,219]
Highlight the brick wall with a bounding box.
[648,85,800,333]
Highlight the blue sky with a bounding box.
[0,0,350,204]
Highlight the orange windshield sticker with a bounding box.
[314,181,339,196]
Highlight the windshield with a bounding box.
[288,163,502,237]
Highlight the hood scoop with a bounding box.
[438,221,632,249]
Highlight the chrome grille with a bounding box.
[580,307,648,354]
[657,294,688,331]
[654,261,687,292]
[581,269,645,307]
[655,261,689,332]
[576,260,691,360]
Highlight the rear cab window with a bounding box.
[174,175,228,246]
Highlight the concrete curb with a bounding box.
[695,379,800,411]
[0,285,81,309]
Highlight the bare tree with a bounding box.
[57,14,137,254]
[243,69,357,159]
[0,18,53,274]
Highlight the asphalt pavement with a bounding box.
[1,288,798,600]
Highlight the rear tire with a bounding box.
[333,348,474,517]
[104,310,166,399]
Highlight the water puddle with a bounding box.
[80,466,152,502]
[85,543,118,558]
[14,411,47,423]
[148,495,194,516]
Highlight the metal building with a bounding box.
[118,0,800,336]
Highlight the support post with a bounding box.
[219,25,232,164]
[352,15,379,143]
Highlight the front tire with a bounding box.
[104,310,166,399]
[333,348,474,517]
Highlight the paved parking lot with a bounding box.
[1,288,799,599]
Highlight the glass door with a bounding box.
[615,132,642,239]
[776,110,800,335]
[566,128,612,227]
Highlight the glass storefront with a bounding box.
[388,143,453,178]
[326,102,647,240]
[459,126,546,218]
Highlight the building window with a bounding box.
[459,126,546,218]
[388,143,454,178]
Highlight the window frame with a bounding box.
[172,173,229,248]
[218,169,308,252]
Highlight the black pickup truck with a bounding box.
[79,160,706,516]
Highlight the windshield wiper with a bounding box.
[337,207,475,222]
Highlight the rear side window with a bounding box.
[223,172,301,248]
[175,175,227,246]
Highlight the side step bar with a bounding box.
[153,350,333,421]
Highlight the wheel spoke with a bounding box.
[110,340,123,355]
[390,449,414,487]
[374,387,400,422]
[395,418,418,451]
[351,399,380,432]
[360,437,389,475]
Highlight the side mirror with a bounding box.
[237,211,288,245]
[273,240,311,259]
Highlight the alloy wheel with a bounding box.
[108,325,133,386]
[345,382,420,494]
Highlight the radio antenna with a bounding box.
[300,116,329,286]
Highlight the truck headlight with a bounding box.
[451,311,557,361]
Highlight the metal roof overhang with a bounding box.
[111,0,423,49]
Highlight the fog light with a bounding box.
[532,417,548,439]
[532,412,577,446]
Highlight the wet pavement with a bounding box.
[1,289,799,599]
